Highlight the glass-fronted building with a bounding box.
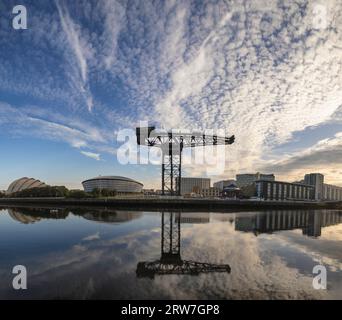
[82,176,143,194]
[236,173,275,188]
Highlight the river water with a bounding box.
[0,206,341,299]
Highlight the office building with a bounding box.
[304,173,324,200]
[236,172,275,187]
[255,180,315,201]
[213,179,237,190]
[176,177,210,195]
[201,187,221,198]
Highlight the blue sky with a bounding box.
[0,0,341,190]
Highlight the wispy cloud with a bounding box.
[80,151,101,161]
[0,0,341,184]
[262,132,342,185]
[56,0,94,111]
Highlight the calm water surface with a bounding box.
[0,206,341,299]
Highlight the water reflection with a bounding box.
[2,207,142,225]
[4,207,342,240]
[0,206,341,299]
[6,207,69,224]
[234,210,342,238]
[137,212,231,278]
[81,210,142,224]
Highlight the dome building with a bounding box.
[7,177,48,195]
[82,176,143,194]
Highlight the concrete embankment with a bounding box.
[0,197,341,212]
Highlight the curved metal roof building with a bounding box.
[7,177,48,194]
[82,176,143,193]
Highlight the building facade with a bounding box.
[213,179,237,190]
[201,187,221,198]
[7,177,48,194]
[176,177,210,195]
[256,180,315,201]
[304,173,324,200]
[82,176,143,194]
[222,185,241,199]
[323,183,342,201]
[236,173,275,188]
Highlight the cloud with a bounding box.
[262,132,342,185]
[82,232,100,241]
[0,0,341,184]
[0,101,107,155]
[56,0,94,111]
[80,151,101,161]
[2,211,338,299]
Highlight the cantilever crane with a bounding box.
[136,212,231,279]
[136,127,235,195]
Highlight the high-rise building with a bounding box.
[213,179,237,190]
[176,177,210,195]
[304,173,324,200]
[236,172,275,188]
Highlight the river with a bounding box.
[0,206,341,299]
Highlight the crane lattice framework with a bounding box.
[136,212,231,278]
[136,126,235,196]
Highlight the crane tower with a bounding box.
[136,126,235,196]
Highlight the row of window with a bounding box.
[323,186,342,201]
[82,179,142,193]
[259,182,314,200]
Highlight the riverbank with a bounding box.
[0,197,341,212]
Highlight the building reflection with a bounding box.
[5,207,142,225]
[235,210,342,238]
[136,212,231,279]
[79,210,142,224]
[7,207,69,224]
[176,212,210,224]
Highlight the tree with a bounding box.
[100,189,117,197]
[67,190,90,199]
[10,186,70,198]
[90,188,117,198]
[91,188,101,197]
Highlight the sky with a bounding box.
[0,0,341,190]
